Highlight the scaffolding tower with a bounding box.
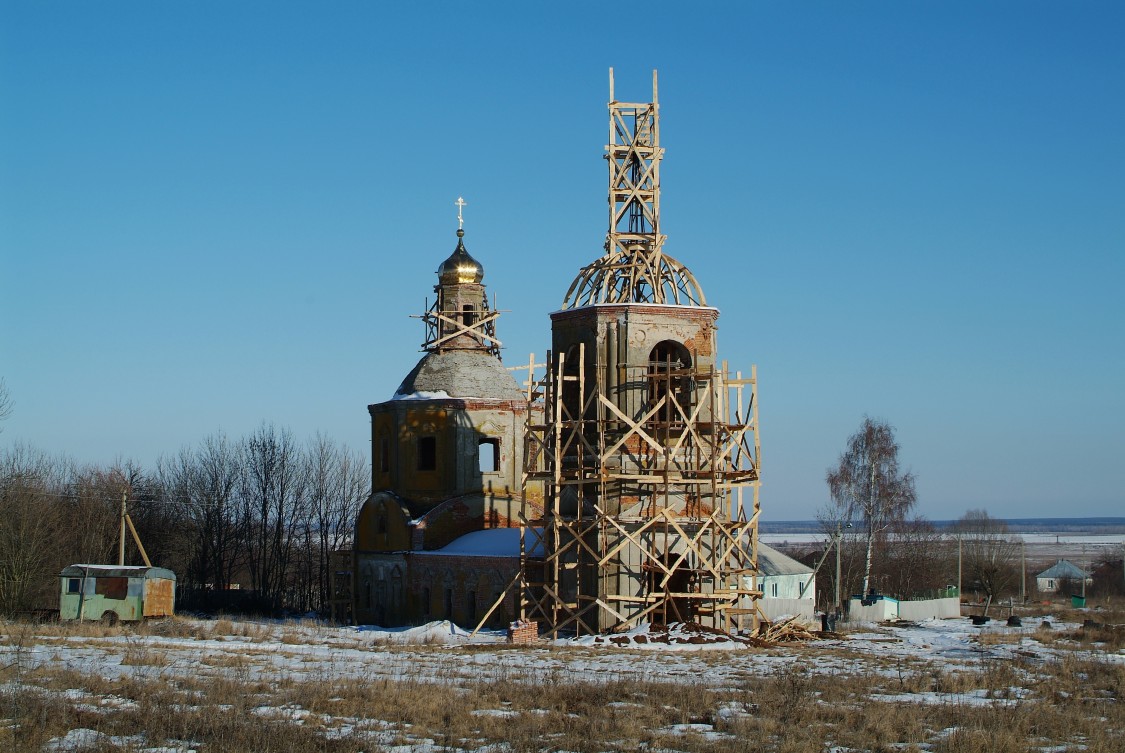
[518,70,762,637]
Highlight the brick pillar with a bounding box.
[507,619,539,644]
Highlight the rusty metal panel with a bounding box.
[143,578,175,617]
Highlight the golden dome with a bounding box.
[437,229,484,285]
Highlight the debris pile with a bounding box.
[754,616,818,643]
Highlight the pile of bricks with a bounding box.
[508,619,539,644]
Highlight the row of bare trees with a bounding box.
[0,426,369,616]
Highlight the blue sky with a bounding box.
[2,2,1122,521]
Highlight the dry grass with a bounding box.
[2,616,1124,753]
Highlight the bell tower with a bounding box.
[423,198,501,357]
[522,71,762,637]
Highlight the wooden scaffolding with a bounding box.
[509,69,762,638]
[518,344,761,637]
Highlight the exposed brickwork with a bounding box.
[508,619,539,644]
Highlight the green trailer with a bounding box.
[60,565,176,623]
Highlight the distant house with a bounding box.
[758,543,815,600]
[1036,560,1091,593]
[746,543,815,620]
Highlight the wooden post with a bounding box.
[119,490,127,566]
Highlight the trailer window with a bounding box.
[95,577,128,600]
[67,578,81,594]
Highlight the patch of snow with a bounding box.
[471,708,519,718]
[391,390,452,401]
[568,622,751,651]
[870,690,1006,707]
[425,528,545,558]
[353,619,486,645]
[655,722,734,741]
[715,701,756,720]
[43,728,147,752]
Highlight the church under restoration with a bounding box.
[353,71,761,637]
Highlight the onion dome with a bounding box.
[437,229,484,285]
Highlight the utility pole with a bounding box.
[957,534,962,599]
[117,488,153,568]
[1082,544,1087,599]
[835,531,842,613]
[1020,539,1026,602]
[119,490,127,566]
[834,522,851,614]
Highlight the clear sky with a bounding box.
[2,2,1122,522]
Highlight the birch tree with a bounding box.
[826,417,916,595]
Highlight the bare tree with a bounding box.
[305,435,368,614]
[240,424,308,613]
[879,517,952,599]
[0,378,12,431]
[58,465,122,565]
[0,444,64,613]
[826,417,916,595]
[158,433,245,599]
[956,509,1020,615]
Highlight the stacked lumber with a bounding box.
[755,616,818,643]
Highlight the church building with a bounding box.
[352,71,761,637]
[352,217,540,628]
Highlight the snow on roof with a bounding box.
[1036,559,1089,580]
[423,528,545,558]
[60,564,176,579]
[756,543,813,576]
[391,389,452,401]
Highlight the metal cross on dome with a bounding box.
[455,197,467,230]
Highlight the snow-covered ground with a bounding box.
[2,614,1121,752]
[3,616,1092,690]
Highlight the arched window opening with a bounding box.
[462,304,476,326]
[647,341,693,432]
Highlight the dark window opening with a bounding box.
[417,436,437,471]
[561,344,582,422]
[468,590,477,623]
[648,341,693,427]
[94,577,128,601]
[462,304,475,326]
[379,437,390,473]
[67,578,81,594]
[444,588,454,619]
[376,512,387,535]
[422,587,431,617]
[478,437,500,473]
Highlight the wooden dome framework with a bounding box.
[561,70,706,309]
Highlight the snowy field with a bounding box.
[2,612,1123,752]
